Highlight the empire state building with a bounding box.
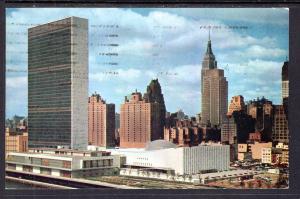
[201,34,228,127]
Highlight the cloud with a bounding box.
[160,8,288,26]
[6,76,27,89]
[238,45,287,59]
[90,68,143,83]
[5,8,288,117]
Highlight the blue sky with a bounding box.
[5,8,289,118]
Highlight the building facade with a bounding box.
[227,95,245,116]
[201,36,228,127]
[109,140,230,175]
[28,17,88,149]
[247,98,274,142]
[249,142,272,160]
[164,126,202,147]
[6,149,124,178]
[282,61,289,100]
[221,116,237,144]
[143,79,166,132]
[248,132,261,142]
[272,105,289,144]
[5,129,28,155]
[88,93,115,147]
[120,91,162,148]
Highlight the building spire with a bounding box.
[206,30,213,55]
[202,29,217,70]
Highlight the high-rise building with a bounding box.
[5,128,28,155]
[201,35,228,127]
[88,93,115,147]
[221,116,237,145]
[231,111,256,144]
[227,95,245,116]
[143,79,166,127]
[28,17,88,149]
[282,61,289,100]
[272,105,289,144]
[120,91,162,148]
[247,97,273,142]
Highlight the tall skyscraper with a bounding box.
[272,60,289,144]
[143,79,166,132]
[282,61,289,100]
[28,17,88,149]
[201,34,228,126]
[272,105,289,144]
[227,95,245,116]
[221,116,237,145]
[88,93,115,147]
[247,97,273,142]
[120,90,162,148]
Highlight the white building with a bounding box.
[6,149,125,178]
[104,140,230,175]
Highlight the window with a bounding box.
[63,161,71,168]
[42,159,49,166]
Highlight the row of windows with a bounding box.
[29,74,71,84]
[28,76,72,86]
[29,28,71,41]
[28,42,71,56]
[29,48,71,62]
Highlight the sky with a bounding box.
[5,8,289,118]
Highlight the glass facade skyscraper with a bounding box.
[28,17,88,150]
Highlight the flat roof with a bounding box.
[7,152,116,161]
[199,169,263,179]
[29,148,110,154]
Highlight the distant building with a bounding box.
[249,142,272,160]
[276,143,289,165]
[115,113,120,129]
[247,97,274,142]
[5,115,27,132]
[164,126,202,147]
[237,142,272,161]
[88,93,115,147]
[235,111,256,143]
[272,105,289,144]
[261,146,288,165]
[28,17,88,150]
[6,149,125,178]
[196,113,201,125]
[108,140,230,175]
[227,95,245,116]
[248,132,261,143]
[115,113,120,146]
[221,116,236,144]
[237,144,251,161]
[143,79,166,129]
[5,128,28,155]
[282,61,289,100]
[120,91,163,148]
[201,35,228,127]
[261,148,272,164]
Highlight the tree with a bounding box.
[189,175,193,182]
[240,179,245,187]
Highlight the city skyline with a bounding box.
[6,8,288,118]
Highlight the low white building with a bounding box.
[103,140,230,175]
[6,149,125,178]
